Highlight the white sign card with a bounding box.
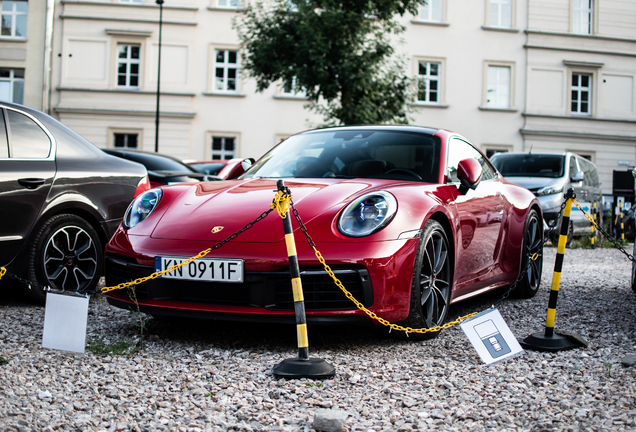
[460,308,523,365]
[42,292,90,354]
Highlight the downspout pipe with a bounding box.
[43,0,55,114]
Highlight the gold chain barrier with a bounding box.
[0,187,479,335]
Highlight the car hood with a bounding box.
[150,178,380,242]
[501,176,564,192]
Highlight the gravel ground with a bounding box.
[1,247,635,431]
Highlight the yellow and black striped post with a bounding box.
[272,180,335,379]
[590,202,596,249]
[521,188,587,351]
[619,200,625,241]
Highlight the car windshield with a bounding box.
[190,162,226,175]
[491,154,565,178]
[242,130,441,182]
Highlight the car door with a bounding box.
[0,107,55,266]
[445,137,506,294]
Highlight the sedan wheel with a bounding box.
[25,214,103,302]
[514,208,543,298]
[400,220,452,340]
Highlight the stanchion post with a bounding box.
[590,201,596,249]
[521,188,587,351]
[619,200,625,241]
[272,180,335,379]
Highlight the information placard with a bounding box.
[460,308,523,365]
[42,292,89,354]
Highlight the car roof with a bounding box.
[295,124,441,137]
[103,149,198,173]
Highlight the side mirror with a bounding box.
[224,158,255,180]
[457,158,483,195]
[632,167,636,179]
[570,171,585,183]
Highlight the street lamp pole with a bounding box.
[154,0,164,153]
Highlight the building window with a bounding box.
[419,0,442,22]
[417,61,440,103]
[117,44,140,88]
[489,0,512,28]
[113,133,138,149]
[487,65,511,108]
[0,68,24,104]
[1,0,27,38]
[217,0,241,9]
[571,73,591,115]
[211,136,236,160]
[483,145,512,159]
[214,49,239,92]
[573,0,592,34]
[280,76,305,97]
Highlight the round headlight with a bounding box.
[123,188,163,229]
[338,191,397,237]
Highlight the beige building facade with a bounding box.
[4,0,635,194]
[0,0,53,110]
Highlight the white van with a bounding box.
[490,152,602,239]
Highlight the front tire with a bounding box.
[400,220,452,341]
[24,214,103,302]
[514,208,543,299]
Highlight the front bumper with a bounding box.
[104,236,419,324]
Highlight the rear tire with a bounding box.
[514,209,543,299]
[24,214,103,303]
[399,220,452,341]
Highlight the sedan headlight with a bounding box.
[123,189,163,229]
[338,191,397,237]
[535,185,564,196]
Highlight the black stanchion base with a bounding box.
[520,331,588,352]
[273,358,336,379]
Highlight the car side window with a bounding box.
[7,109,51,159]
[447,138,496,183]
[0,110,8,158]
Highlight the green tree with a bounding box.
[235,0,424,126]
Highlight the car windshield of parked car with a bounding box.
[492,154,565,178]
[242,130,441,182]
[190,162,226,175]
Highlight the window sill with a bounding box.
[273,94,308,100]
[410,102,449,109]
[481,26,520,33]
[479,106,518,112]
[207,6,246,12]
[203,92,247,98]
[410,20,450,27]
[0,37,27,42]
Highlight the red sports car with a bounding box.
[105,126,543,339]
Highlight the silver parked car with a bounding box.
[490,152,602,239]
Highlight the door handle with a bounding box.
[18,178,46,189]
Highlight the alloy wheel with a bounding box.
[44,225,98,292]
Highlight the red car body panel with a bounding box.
[105,126,540,325]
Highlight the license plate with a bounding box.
[155,256,244,283]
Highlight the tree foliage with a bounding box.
[235,0,423,125]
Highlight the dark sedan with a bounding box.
[0,102,149,302]
[103,149,217,188]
